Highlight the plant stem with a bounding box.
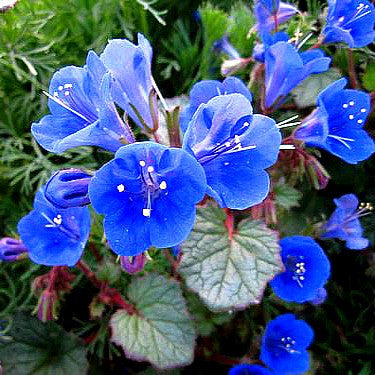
[347,49,357,89]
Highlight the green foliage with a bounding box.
[110,274,196,369]
[362,61,375,91]
[0,312,88,374]
[179,206,282,311]
[274,183,302,210]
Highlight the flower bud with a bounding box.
[305,156,330,190]
[36,290,59,322]
[45,168,92,208]
[214,36,241,59]
[0,237,28,262]
[120,254,146,274]
[221,58,250,76]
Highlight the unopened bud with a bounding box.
[120,253,146,274]
[36,290,59,322]
[305,156,330,190]
[221,58,250,76]
[0,237,28,262]
[45,168,92,208]
[214,36,241,59]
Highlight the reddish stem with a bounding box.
[46,267,60,292]
[224,208,235,241]
[347,49,358,89]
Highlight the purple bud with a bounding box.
[309,287,327,305]
[120,254,146,274]
[45,168,92,209]
[0,237,28,262]
[305,156,330,190]
[37,290,59,322]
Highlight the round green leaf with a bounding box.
[179,207,282,311]
[110,274,196,370]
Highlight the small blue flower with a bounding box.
[88,142,207,256]
[321,194,371,250]
[99,34,156,129]
[17,187,91,266]
[228,364,273,375]
[252,31,289,63]
[270,236,330,303]
[45,168,92,209]
[32,52,134,154]
[260,314,314,375]
[214,35,241,59]
[294,78,375,164]
[254,0,298,32]
[180,77,252,133]
[323,0,375,48]
[0,238,28,262]
[183,93,281,210]
[265,41,331,109]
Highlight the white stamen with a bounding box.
[147,166,154,173]
[64,91,70,96]
[234,135,241,144]
[159,181,167,190]
[361,108,366,113]
[338,16,345,22]
[53,215,62,225]
[349,115,354,120]
[280,145,296,150]
[349,101,354,106]
[64,83,72,88]
[139,160,146,167]
[117,184,125,192]
[143,208,151,217]
[224,162,229,166]
[277,115,299,126]
[343,103,348,108]
[277,122,301,129]
[357,119,363,124]
[243,121,250,127]
[58,85,63,91]
[225,141,231,147]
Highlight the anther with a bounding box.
[139,160,146,167]
[117,184,125,192]
[243,122,249,127]
[357,119,363,124]
[64,91,70,96]
[343,104,348,108]
[58,85,63,91]
[361,108,366,113]
[349,115,354,120]
[225,141,231,147]
[53,214,62,225]
[159,181,167,190]
[349,101,355,106]
[147,166,154,173]
[143,208,151,217]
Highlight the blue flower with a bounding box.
[88,142,207,256]
[32,52,134,154]
[294,78,375,164]
[180,77,252,133]
[270,236,330,303]
[17,187,91,266]
[265,41,331,109]
[228,364,273,375]
[253,31,289,63]
[99,34,156,130]
[260,314,314,375]
[254,1,298,32]
[183,93,281,210]
[323,0,375,48]
[0,238,28,262]
[45,168,92,209]
[321,194,371,250]
[214,35,241,59]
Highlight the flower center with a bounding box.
[286,255,306,288]
[280,336,298,354]
[336,3,372,29]
[41,212,79,240]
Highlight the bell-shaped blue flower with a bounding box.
[45,168,92,209]
[254,0,298,32]
[88,142,207,256]
[228,364,273,375]
[294,78,375,164]
[180,77,252,133]
[0,237,28,262]
[270,236,330,303]
[17,187,91,266]
[321,194,371,250]
[252,31,289,63]
[260,314,314,375]
[99,33,156,130]
[32,52,134,154]
[265,41,331,109]
[323,0,375,48]
[183,93,281,210]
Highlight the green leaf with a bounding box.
[0,312,88,375]
[110,274,196,369]
[274,183,302,210]
[292,68,342,108]
[179,207,282,311]
[362,62,375,91]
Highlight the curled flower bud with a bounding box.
[221,58,250,76]
[0,237,28,262]
[45,168,92,209]
[120,253,146,274]
[305,156,330,190]
[36,289,59,322]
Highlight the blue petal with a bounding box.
[100,34,154,129]
[17,188,91,266]
[228,364,273,375]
